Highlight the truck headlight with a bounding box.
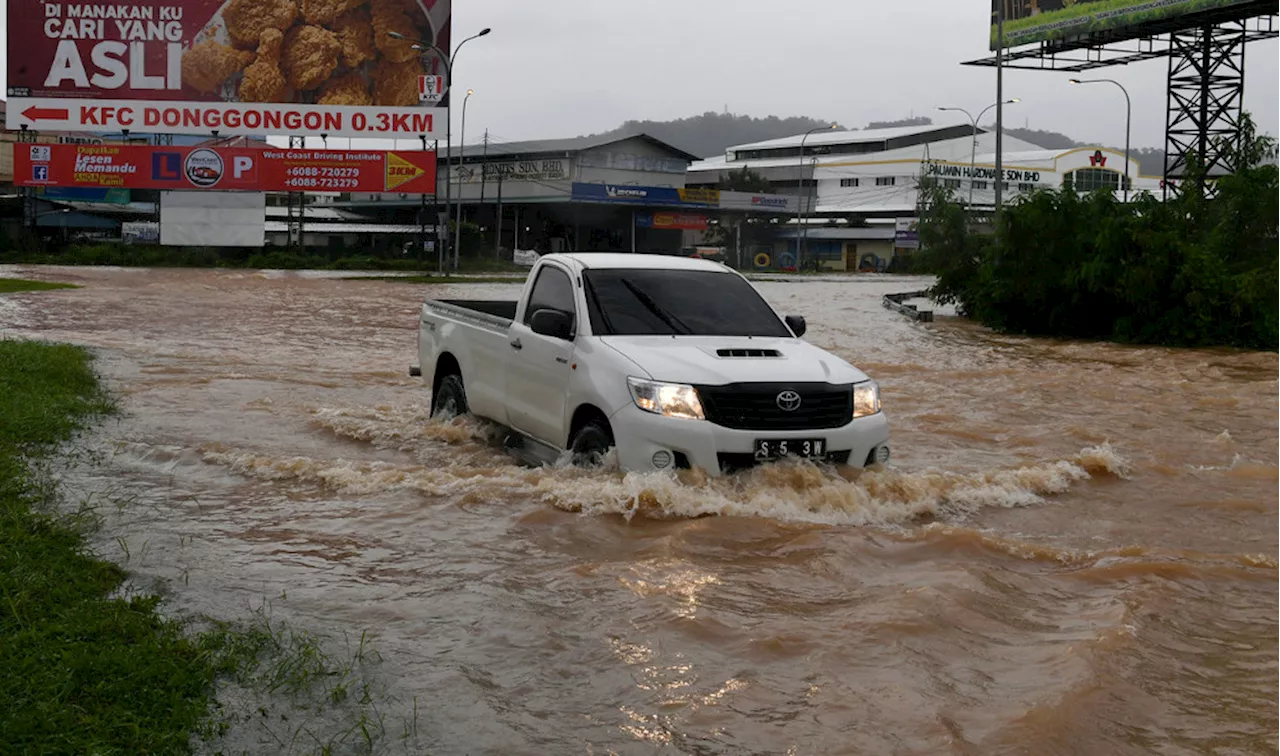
[627,377,705,421]
[853,381,881,418]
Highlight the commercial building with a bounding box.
[686,123,1162,271]
[324,133,802,259]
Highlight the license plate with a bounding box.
[754,438,826,460]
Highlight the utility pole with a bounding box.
[494,171,504,260]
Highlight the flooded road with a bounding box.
[2,265,1276,755]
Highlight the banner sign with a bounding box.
[718,190,798,213]
[991,0,1252,49]
[16,143,438,193]
[6,0,452,138]
[121,220,160,243]
[455,158,570,184]
[635,212,708,231]
[677,187,720,205]
[571,183,721,207]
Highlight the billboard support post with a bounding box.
[994,0,1005,259]
[1164,20,1249,197]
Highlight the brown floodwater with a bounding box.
[2,264,1276,755]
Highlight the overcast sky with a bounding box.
[4,0,1276,152]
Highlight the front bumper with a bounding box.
[608,403,891,476]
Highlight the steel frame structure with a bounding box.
[1164,21,1249,196]
[287,135,306,252]
[18,127,39,230]
[962,5,1276,196]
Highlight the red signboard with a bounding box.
[637,212,709,231]
[16,143,437,193]
[6,0,451,137]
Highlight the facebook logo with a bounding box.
[32,165,49,181]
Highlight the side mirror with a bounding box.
[530,309,574,340]
[785,315,807,338]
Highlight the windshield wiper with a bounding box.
[620,279,692,335]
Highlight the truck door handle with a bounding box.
[555,356,569,364]
[509,338,523,350]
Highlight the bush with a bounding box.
[917,114,1277,351]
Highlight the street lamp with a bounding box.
[937,98,1019,205]
[457,89,474,231]
[388,27,492,272]
[1070,78,1132,202]
[794,123,836,269]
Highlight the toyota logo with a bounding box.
[776,390,802,412]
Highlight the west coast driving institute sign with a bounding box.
[6,0,452,138]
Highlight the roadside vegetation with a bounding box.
[0,278,79,294]
[918,114,1278,352]
[0,338,399,754]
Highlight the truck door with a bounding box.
[505,264,577,447]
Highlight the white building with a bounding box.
[686,123,1162,271]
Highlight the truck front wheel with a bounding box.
[433,374,469,419]
[569,419,614,468]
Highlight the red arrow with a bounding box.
[22,105,70,122]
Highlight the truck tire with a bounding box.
[569,419,614,468]
[433,374,469,419]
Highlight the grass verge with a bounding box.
[0,339,254,753]
[0,278,79,294]
[0,339,409,754]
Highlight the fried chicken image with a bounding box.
[282,25,342,92]
[333,7,376,69]
[317,73,372,106]
[238,29,287,103]
[300,0,358,26]
[371,0,421,63]
[223,0,298,48]
[371,56,423,107]
[182,39,254,93]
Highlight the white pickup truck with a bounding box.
[415,253,890,476]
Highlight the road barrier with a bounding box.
[882,290,935,322]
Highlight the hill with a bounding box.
[589,111,1166,173]
[586,112,843,158]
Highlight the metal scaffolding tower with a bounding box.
[1163,20,1250,196]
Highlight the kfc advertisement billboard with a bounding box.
[6,0,451,138]
[16,143,438,193]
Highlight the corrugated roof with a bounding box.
[449,132,700,162]
[728,123,986,152]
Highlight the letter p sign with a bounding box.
[232,156,256,181]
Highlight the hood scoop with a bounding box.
[716,348,783,358]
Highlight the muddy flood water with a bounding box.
[1,265,1276,755]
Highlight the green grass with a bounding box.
[0,339,257,754]
[0,278,79,294]
[997,0,1240,46]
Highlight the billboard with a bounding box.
[991,0,1254,49]
[161,190,264,246]
[6,0,451,137]
[894,217,919,250]
[15,143,437,193]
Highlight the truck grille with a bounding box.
[694,383,854,431]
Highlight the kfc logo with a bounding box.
[419,75,445,103]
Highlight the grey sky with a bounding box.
[4,0,1276,155]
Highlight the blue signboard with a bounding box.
[572,183,685,205]
[40,186,132,204]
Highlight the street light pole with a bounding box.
[938,98,1019,206]
[1070,78,1132,202]
[456,89,474,245]
[793,124,836,270]
[389,27,492,273]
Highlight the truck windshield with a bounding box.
[583,269,793,337]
